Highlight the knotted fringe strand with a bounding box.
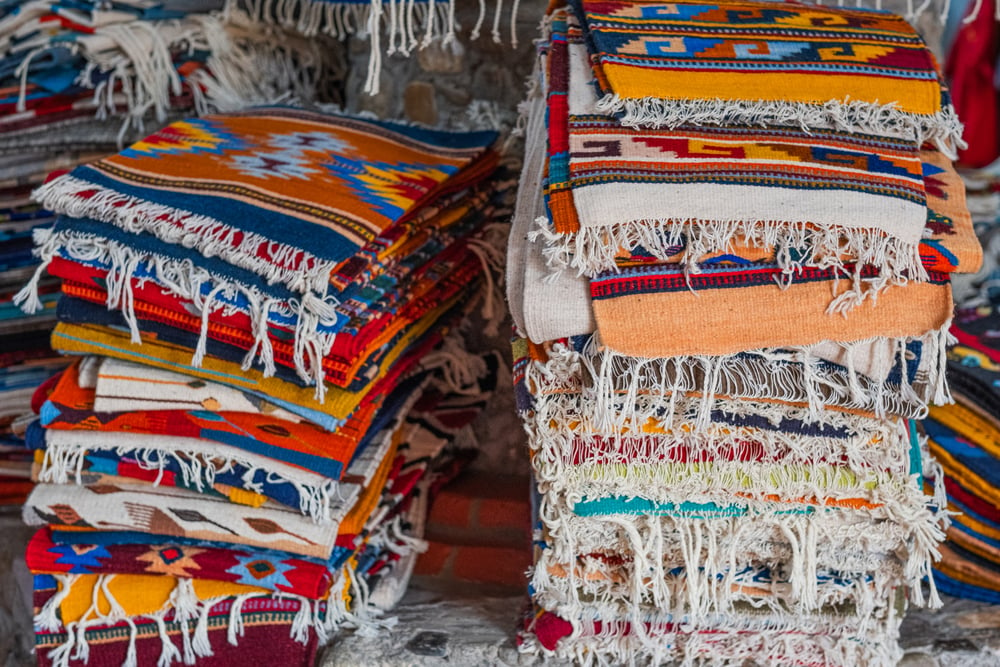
[533,498,944,622]
[227,0,521,95]
[526,417,913,490]
[595,95,966,159]
[521,611,906,667]
[574,329,949,432]
[534,216,929,305]
[38,436,341,523]
[35,573,357,667]
[16,227,338,402]
[64,9,335,139]
[31,176,337,298]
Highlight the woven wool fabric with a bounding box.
[39,360,376,482]
[31,108,497,298]
[88,355,340,431]
[508,84,596,344]
[26,527,334,599]
[34,598,320,667]
[39,179,492,334]
[920,150,983,273]
[32,573,324,667]
[91,357,308,421]
[531,487,943,618]
[523,334,944,432]
[543,18,935,282]
[589,262,954,358]
[33,429,359,520]
[531,558,907,645]
[23,482,343,559]
[48,239,485,390]
[568,0,961,147]
[603,148,979,272]
[529,412,913,484]
[49,299,454,425]
[925,418,1000,509]
[25,412,402,557]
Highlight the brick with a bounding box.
[477,496,530,531]
[451,545,531,588]
[414,541,454,577]
[427,491,476,528]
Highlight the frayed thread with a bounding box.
[596,95,966,159]
[32,175,337,298]
[17,227,338,402]
[535,216,928,306]
[38,431,343,523]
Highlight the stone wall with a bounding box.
[342,3,547,132]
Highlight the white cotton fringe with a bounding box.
[15,227,339,402]
[31,177,337,298]
[227,0,521,95]
[44,9,337,140]
[37,434,343,523]
[520,328,951,433]
[595,95,966,159]
[543,461,916,515]
[528,563,903,654]
[35,555,416,667]
[534,215,929,298]
[534,494,945,618]
[519,605,906,667]
[525,412,913,488]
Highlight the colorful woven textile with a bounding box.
[590,263,954,358]
[31,109,497,298]
[510,5,974,662]
[23,482,343,559]
[542,19,939,281]
[27,527,334,599]
[568,0,962,146]
[32,572,324,667]
[39,359,372,482]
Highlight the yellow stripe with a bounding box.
[602,65,942,116]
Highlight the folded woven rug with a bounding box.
[27,526,334,599]
[32,572,327,667]
[21,108,499,392]
[37,359,375,484]
[541,16,942,283]
[523,334,946,432]
[30,108,497,298]
[567,0,962,148]
[589,262,954,358]
[91,357,308,422]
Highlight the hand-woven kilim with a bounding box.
[511,4,970,664]
[31,572,326,667]
[568,0,962,148]
[27,527,334,599]
[31,108,498,297]
[542,20,936,281]
[588,262,954,358]
[38,360,375,482]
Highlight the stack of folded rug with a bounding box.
[0,168,63,508]
[16,106,507,665]
[923,295,1000,605]
[0,0,345,510]
[1,0,338,133]
[509,2,982,665]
